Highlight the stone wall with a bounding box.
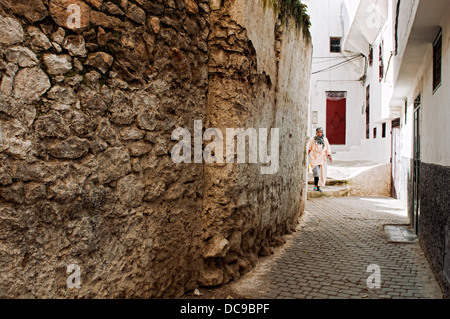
[199,0,311,286]
[0,0,311,298]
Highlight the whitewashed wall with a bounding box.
[305,0,365,152]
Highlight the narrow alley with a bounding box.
[1,0,449,303]
[188,195,442,299]
[185,159,443,300]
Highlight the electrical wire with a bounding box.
[312,54,362,65]
[313,55,360,59]
[311,54,364,75]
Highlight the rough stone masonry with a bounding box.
[0,0,311,298]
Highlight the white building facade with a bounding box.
[306,0,450,297]
[304,0,366,152]
[390,0,450,298]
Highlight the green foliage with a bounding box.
[262,0,311,40]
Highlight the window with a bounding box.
[366,85,370,139]
[433,28,442,92]
[330,37,341,53]
[404,98,408,124]
[394,0,401,55]
[379,41,384,82]
[382,123,387,138]
[392,118,401,129]
[415,94,421,109]
[369,45,373,66]
[373,127,377,139]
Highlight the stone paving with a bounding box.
[223,196,443,299]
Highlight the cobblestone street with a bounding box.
[200,197,443,299]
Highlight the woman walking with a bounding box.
[308,127,332,192]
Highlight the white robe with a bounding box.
[307,137,331,187]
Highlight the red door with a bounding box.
[326,93,346,145]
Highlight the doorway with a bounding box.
[326,91,347,145]
[412,94,421,235]
[391,118,401,199]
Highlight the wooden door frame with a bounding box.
[391,118,401,199]
[412,94,421,235]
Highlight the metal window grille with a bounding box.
[392,118,401,129]
[366,85,370,139]
[433,28,442,91]
[330,37,341,53]
[379,42,384,81]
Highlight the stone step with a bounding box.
[308,178,349,186]
[307,185,350,199]
[307,159,391,198]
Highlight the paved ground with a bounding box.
[309,159,386,181]
[192,196,443,299]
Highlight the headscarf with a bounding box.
[314,127,325,148]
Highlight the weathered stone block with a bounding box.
[143,180,165,202]
[5,46,39,67]
[3,137,33,159]
[35,112,71,139]
[127,4,146,25]
[84,52,114,74]
[28,26,52,51]
[0,166,13,186]
[97,147,131,184]
[48,0,91,30]
[116,174,145,208]
[148,16,160,34]
[203,235,230,258]
[0,182,25,204]
[24,182,47,204]
[9,0,48,22]
[47,136,89,159]
[0,16,24,46]
[90,10,124,29]
[185,0,199,14]
[51,27,66,45]
[43,53,73,75]
[84,0,103,9]
[144,2,165,15]
[120,127,145,141]
[63,35,87,57]
[198,267,224,287]
[13,67,51,101]
[104,2,125,16]
[97,27,108,47]
[209,0,221,11]
[128,141,152,156]
[66,111,97,138]
[47,85,77,104]
[13,161,70,183]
